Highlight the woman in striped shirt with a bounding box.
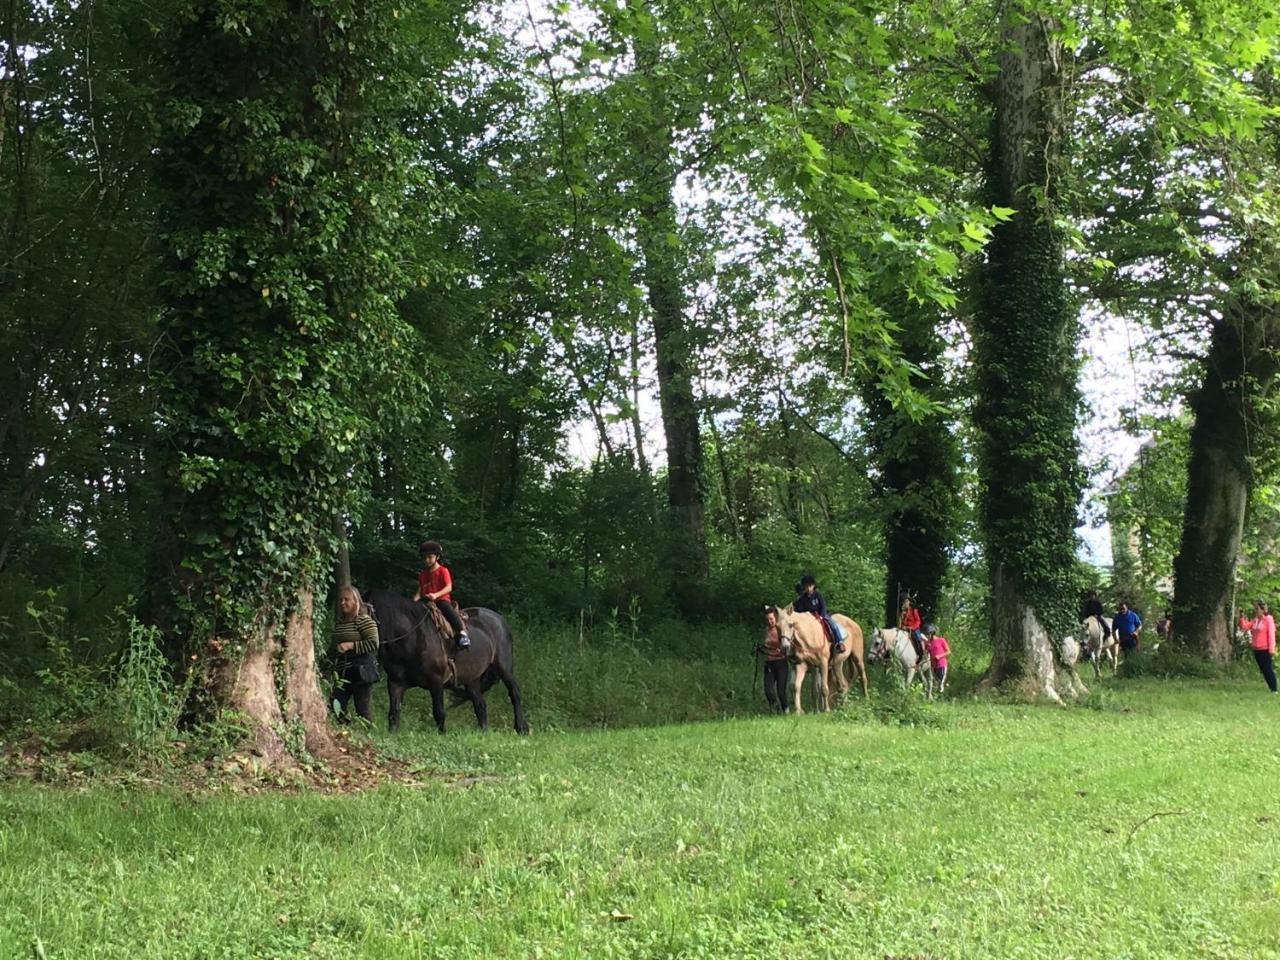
[330,584,381,722]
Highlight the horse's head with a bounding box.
[868,627,887,661]
[771,603,802,658]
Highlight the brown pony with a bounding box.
[772,603,868,712]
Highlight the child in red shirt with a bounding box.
[900,596,924,659]
[413,540,470,649]
[923,624,951,694]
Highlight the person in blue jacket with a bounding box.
[794,574,844,654]
[1112,600,1143,653]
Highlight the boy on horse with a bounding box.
[413,540,470,650]
[794,574,844,654]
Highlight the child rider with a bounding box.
[413,540,470,650]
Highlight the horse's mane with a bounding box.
[366,589,421,625]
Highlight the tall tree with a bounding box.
[972,2,1083,699]
[626,20,709,594]
[864,299,959,627]
[1075,5,1280,660]
[149,0,442,761]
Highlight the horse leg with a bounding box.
[465,681,488,731]
[904,664,915,692]
[831,656,849,702]
[792,661,807,715]
[856,657,869,699]
[427,678,447,734]
[387,679,406,733]
[816,655,830,712]
[494,664,529,735]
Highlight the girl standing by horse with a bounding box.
[924,624,951,695]
[758,607,790,713]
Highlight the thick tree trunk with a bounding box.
[1172,309,1278,659]
[972,5,1080,698]
[631,36,708,593]
[202,589,336,764]
[281,590,336,758]
[987,565,1063,702]
[865,301,957,629]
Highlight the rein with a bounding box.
[377,603,436,648]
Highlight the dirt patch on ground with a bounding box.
[0,725,461,794]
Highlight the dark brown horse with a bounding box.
[367,590,529,735]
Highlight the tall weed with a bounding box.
[112,614,191,754]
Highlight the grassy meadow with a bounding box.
[1,623,1278,959]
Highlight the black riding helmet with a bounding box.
[800,573,817,587]
[419,540,443,557]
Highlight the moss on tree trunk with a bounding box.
[972,5,1083,698]
[1172,308,1279,660]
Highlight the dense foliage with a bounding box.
[2,0,1280,735]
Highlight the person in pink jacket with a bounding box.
[923,624,951,695]
[1239,600,1277,694]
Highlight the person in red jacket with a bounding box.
[413,540,470,649]
[1239,599,1277,694]
[899,596,924,660]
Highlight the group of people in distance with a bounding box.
[1082,589,1277,694]
[757,578,950,712]
[1080,590,1158,654]
[327,539,473,723]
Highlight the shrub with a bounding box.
[112,614,191,755]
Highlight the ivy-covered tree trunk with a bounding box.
[864,300,958,627]
[630,34,709,599]
[150,0,423,762]
[1172,306,1280,659]
[972,4,1083,700]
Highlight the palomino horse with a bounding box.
[1081,615,1117,677]
[869,627,935,698]
[772,604,868,713]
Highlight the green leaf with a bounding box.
[800,131,826,160]
[915,196,940,216]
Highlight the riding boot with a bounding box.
[456,630,471,650]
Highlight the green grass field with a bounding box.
[2,658,1278,959]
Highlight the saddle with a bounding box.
[426,600,469,640]
[809,612,843,645]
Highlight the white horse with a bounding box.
[1059,635,1089,696]
[1080,615,1117,677]
[869,627,935,699]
